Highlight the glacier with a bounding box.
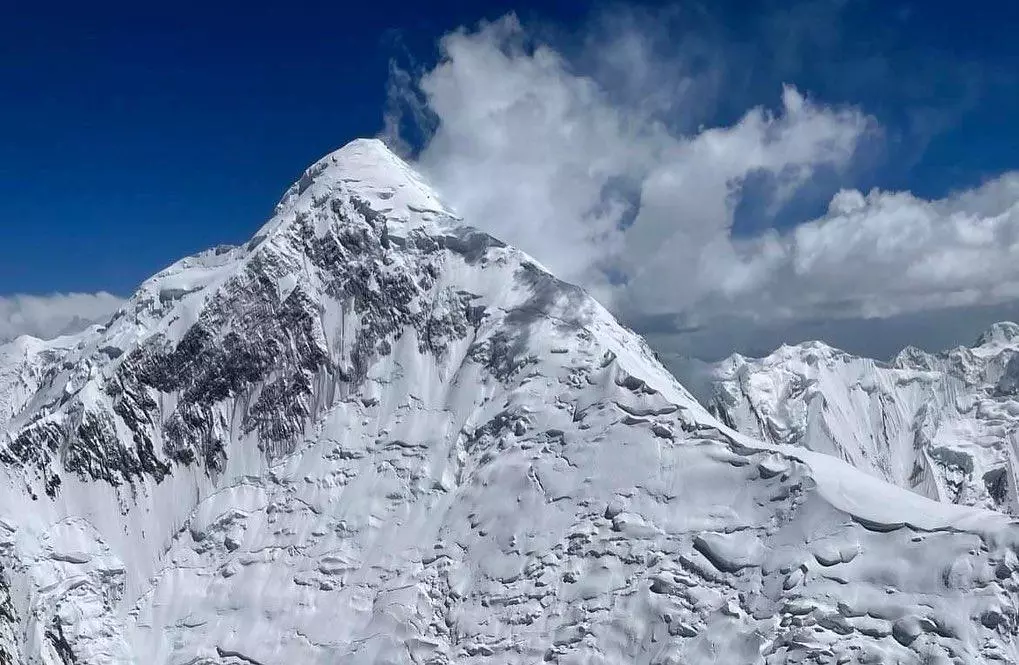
[0,139,1017,664]
[711,324,1019,515]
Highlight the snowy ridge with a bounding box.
[0,335,83,434]
[711,325,1019,514]
[0,139,1016,663]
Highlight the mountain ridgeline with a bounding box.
[0,140,1017,664]
[710,324,1019,514]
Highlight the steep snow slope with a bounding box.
[1,139,1018,664]
[712,325,1019,515]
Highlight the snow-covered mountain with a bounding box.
[1,139,1019,664]
[711,325,1019,515]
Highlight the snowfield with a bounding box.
[0,139,1017,664]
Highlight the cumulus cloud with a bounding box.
[0,292,122,343]
[704,174,1019,323]
[409,15,652,296]
[387,12,1019,359]
[618,84,870,316]
[402,16,871,302]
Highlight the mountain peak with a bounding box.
[975,321,1019,348]
[267,138,456,233]
[3,140,1019,664]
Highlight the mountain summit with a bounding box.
[1,141,1017,664]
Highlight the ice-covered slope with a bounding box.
[711,326,1019,515]
[1,139,1019,664]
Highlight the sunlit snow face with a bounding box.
[0,140,1016,665]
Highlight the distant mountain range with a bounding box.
[711,322,1019,515]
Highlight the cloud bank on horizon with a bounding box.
[0,292,122,344]
[385,11,1019,360]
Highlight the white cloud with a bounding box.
[411,15,655,298]
[402,17,871,306]
[619,83,871,315]
[707,173,1019,322]
[389,13,1019,358]
[0,292,122,343]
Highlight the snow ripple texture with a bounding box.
[0,140,1017,664]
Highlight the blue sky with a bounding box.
[3,1,1019,358]
[1,0,586,295]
